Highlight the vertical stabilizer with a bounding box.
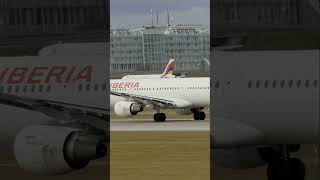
[161,59,175,78]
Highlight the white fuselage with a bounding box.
[0,56,108,146]
[121,74,175,79]
[110,77,210,110]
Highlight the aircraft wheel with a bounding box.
[154,113,166,122]
[199,112,206,120]
[160,113,166,122]
[154,113,160,122]
[267,158,305,180]
[193,112,200,120]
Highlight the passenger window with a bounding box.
[226,81,231,87]
[256,81,260,88]
[86,84,90,91]
[305,80,309,88]
[248,81,252,88]
[78,84,83,91]
[38,85,43,92]
[47,85,51,92]
[296,80,301,88]
[31,85,36,92]
[272,80,277,88]
[23,85,27,92]
[288,80,293,88]
[94,84,99,91]
[15,86,20,93]
[313,80,318,88]
[264,80,269,88]
[280,80,285,88]
[7,86,12,93]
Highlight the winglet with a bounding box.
[161,59,175,78]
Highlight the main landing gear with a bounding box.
[264,145,305,180]
[153,113,166,122]
[192,108,206,120]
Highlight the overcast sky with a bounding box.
[110,0,209,28]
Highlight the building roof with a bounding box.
[111,24,209,36]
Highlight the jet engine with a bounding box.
[14,125,107,175]
[175,108,193,115]
[212,147,269,169]
[114,101,143,116]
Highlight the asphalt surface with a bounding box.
[0,157,108,180]
[110,119,210,131]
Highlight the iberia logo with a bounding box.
[111,82,139,89]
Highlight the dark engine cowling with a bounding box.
[114,101,143,117]
[14,125,107,175]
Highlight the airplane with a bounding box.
[211,50,320,180]
[121,58,176,79]
[110,77,210,122]
[0,56,108,175]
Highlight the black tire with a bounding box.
[193,112,200,120]
[160,113,166,122]
[153,113,160,122]
[199,112,206,120]
[267,158,305,180]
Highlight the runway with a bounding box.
[110,119,210,131]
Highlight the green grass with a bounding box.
[111,131,210,180]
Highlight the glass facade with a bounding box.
[111,25,210,73]
[213,0,320,35]
[0,0,107,39]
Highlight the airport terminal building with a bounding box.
[0,0,107,39]
[212,0,320,35]
[111,25,210,74]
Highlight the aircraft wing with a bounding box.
[0,93,108,131]
[211,117,265,149]
[111,91,193,108]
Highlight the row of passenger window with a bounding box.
[211,80,319,89]
[248,80,318,88]
[0,85,52,93]
[78,84,107,91]
[112,86,210,91]
[0,83,108,94]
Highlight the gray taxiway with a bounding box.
[110,119,210,131]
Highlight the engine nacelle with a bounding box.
[114,101,143,117]
[212,147,267,169]
[175,108,193,115]
[14,125,107,175]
